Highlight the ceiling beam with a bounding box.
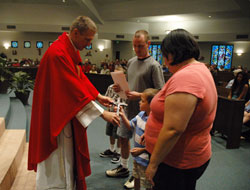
[234,0,250,17]
[74,0,104,24]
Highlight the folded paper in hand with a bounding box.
[111,71,130,99]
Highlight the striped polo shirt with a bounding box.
[130,111,149,167]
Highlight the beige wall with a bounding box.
[0,31,112,67]
[112,41,133,61]
[1,31,249,69]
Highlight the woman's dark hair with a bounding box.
[231,71,249,97]
[161,29,200,65]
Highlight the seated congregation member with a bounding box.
[145,29,217,190]
[100,64,110,74]
[12,59,20,67]
[28,16,120,190]
[225,69,242,89]
[89,64,98,74]
[108,61,115,72]
[228,71,249,100]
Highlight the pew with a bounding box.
[216,86,230,97]
[212,96,245,149]
[85,73,113,95]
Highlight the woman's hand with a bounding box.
[96,94,113,107]
[146,163,158,186]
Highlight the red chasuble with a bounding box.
[28,32,99,190]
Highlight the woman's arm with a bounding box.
[145,93,198,185]
[237,84,249,100]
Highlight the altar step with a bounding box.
[10,143,36,190]
[0,118,26,190]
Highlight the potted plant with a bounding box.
[10,71,34,105]
[0,57,12,93]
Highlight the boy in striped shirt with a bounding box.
[119,88,159,190]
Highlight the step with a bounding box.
[10,143,36,190]
[0,118,5,138]
[0,130,26,190]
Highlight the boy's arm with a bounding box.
[130,147,147,157]
[119,110,132,130]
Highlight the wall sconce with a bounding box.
[3,42,10,49]
[98,45,104,51]
[236,49,243,56]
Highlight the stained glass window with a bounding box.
[211,45,233,69]
[149,44,163,64]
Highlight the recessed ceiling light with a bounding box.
[208,16,212,18]
[159,16,183,22]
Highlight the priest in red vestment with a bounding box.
[28,16,120,190]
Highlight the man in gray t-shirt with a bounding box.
[106,30,165,184]
[126,56,164,120]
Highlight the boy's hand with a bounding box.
[130,147,145,157]
[118,106,125,118]
[112,84,121,93]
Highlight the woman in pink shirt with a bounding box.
[145,29,217,190]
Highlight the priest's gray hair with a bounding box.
[70,16,97,34]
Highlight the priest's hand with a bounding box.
[97,94,113,107]
[102,110,120,126]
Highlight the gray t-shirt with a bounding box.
[126,56,165,119]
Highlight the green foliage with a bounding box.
[10,71,34,94]
[0,57,12,83]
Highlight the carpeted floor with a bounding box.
[6,91,250,190]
